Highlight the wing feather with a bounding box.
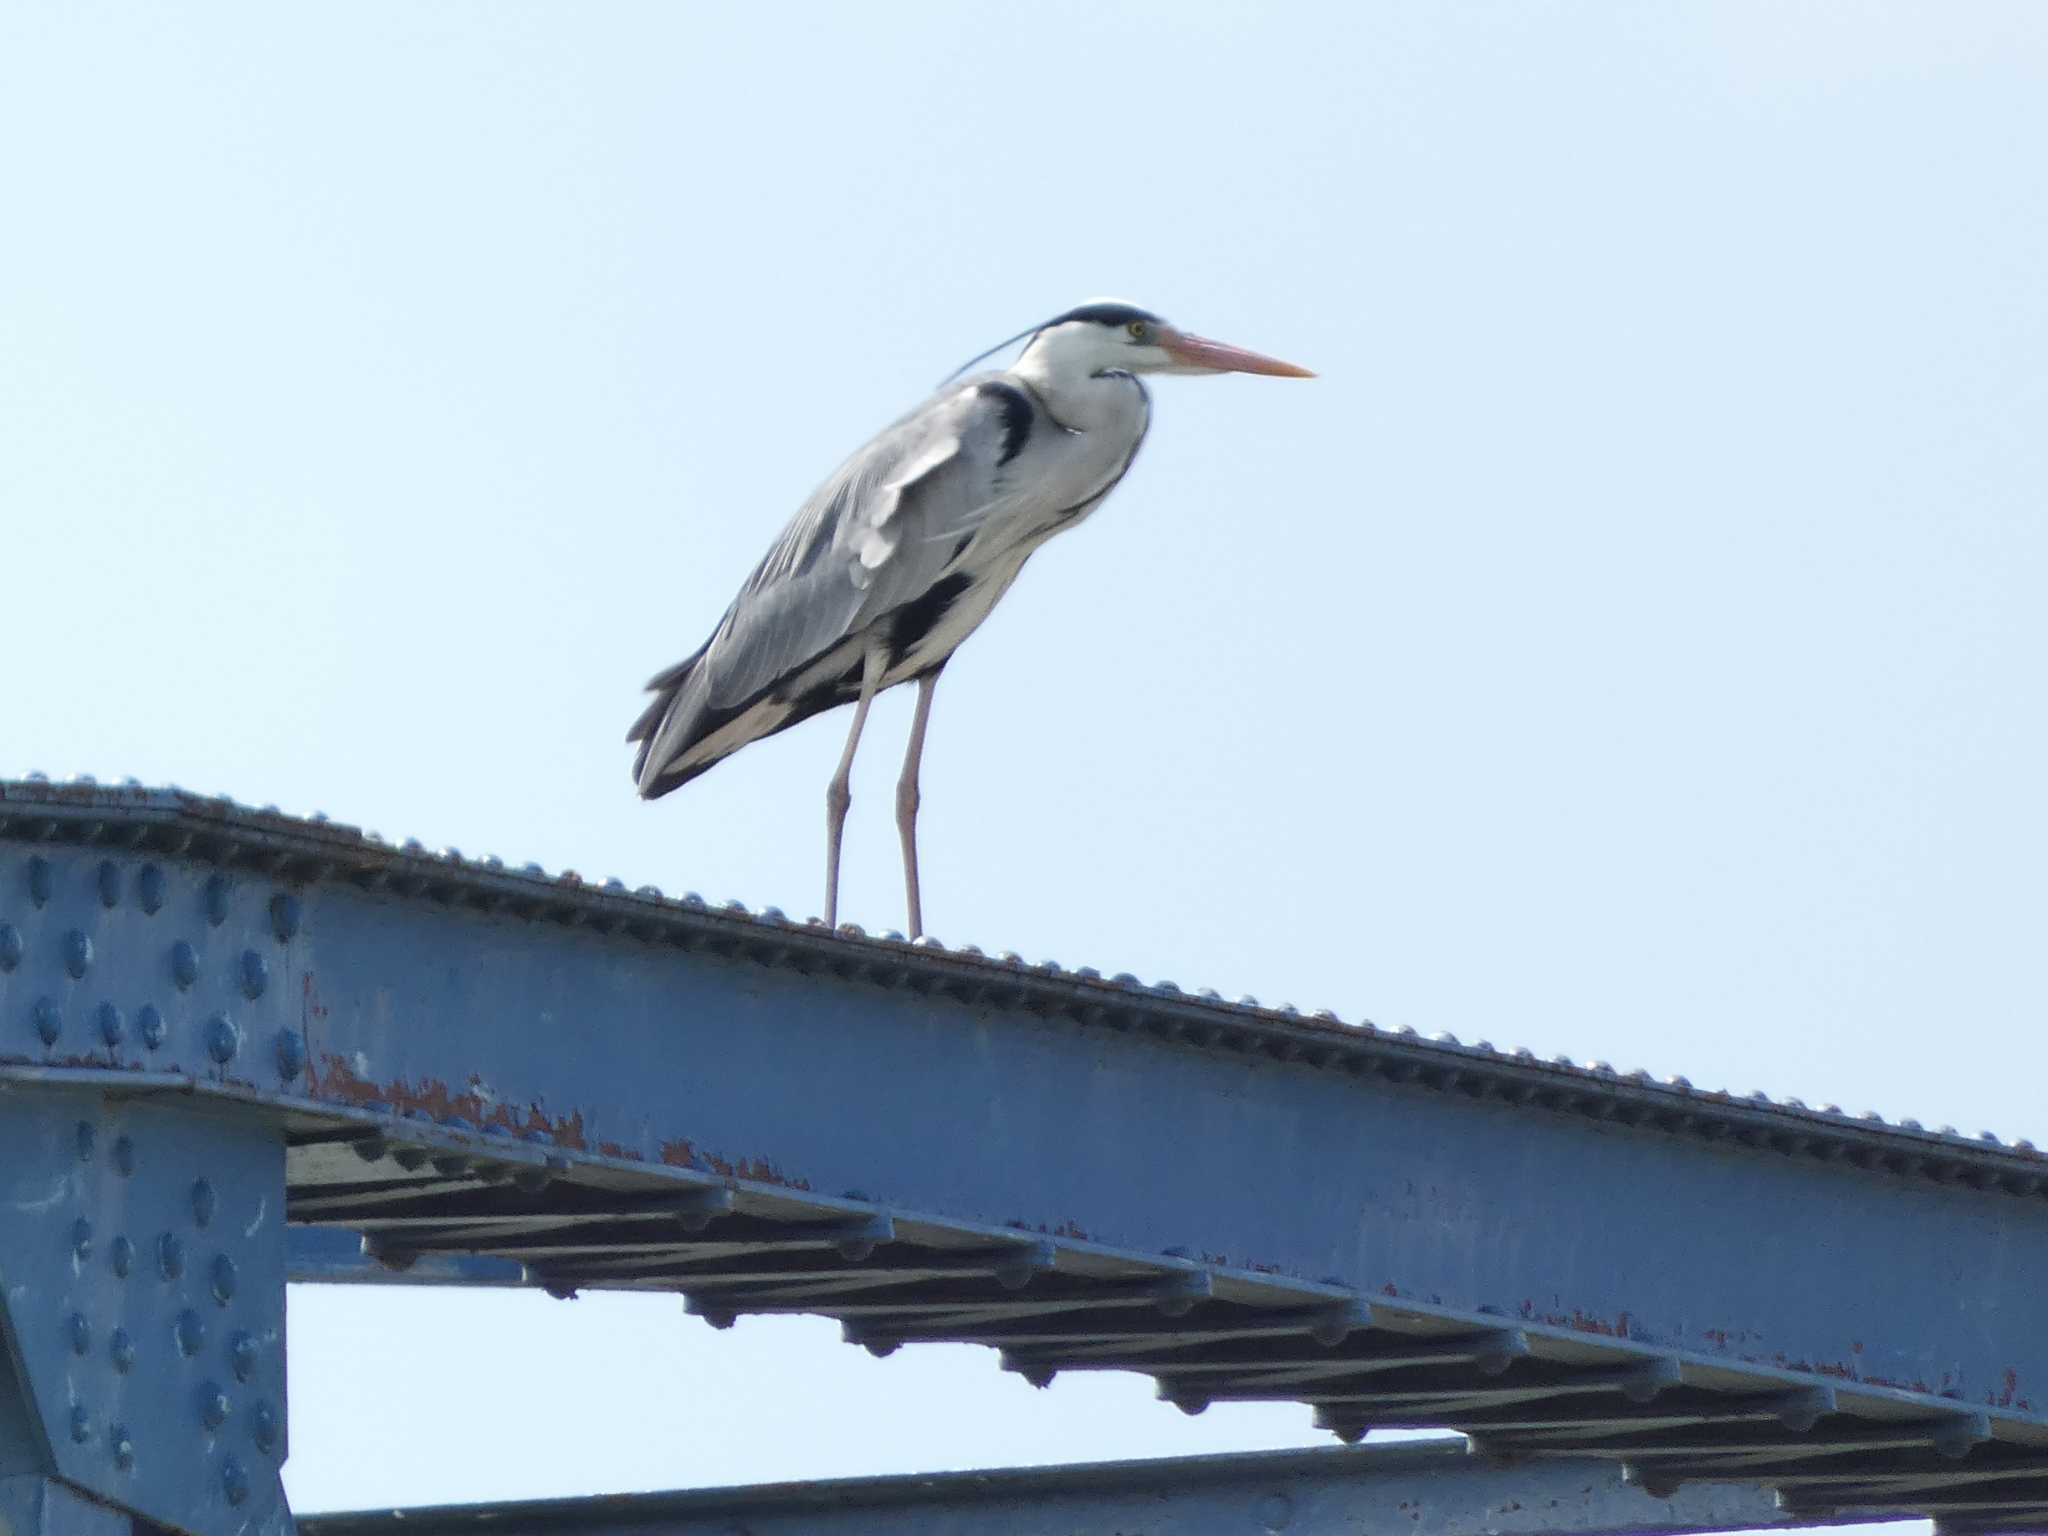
[630,377,1026,796]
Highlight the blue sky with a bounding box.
[4,3,2044,1522]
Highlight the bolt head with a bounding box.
[239,950,268,1000]
[174,1309,205,1357]
[112,1135,135,1175]
[137,1004,166,1050]
[199,1382,229,1430]
[270,893,301,942]
[68,1312,91,1355]
[210,1253,238,1305]
[138,865,165,914]
[98,861,123,908]
[109,1327,135,1372]
[69,1405,90,1443]
[71,1217,93,1263]
[205,1013,240,1064]
[97,1002,125,1047]
[275,1030,307,1081]
[109,1423,134,1470]
[34,997,61,1046]
[170,941,199,990]
[204,876,231,927]
[191,1178,216,1228]
[110,1235,134,1278]
[27,857,53,907]
[221,1454,250,1506]
[158,1232,186,1281]
[63,930,93,979]
[0,923,21,973]
[228,1330,257,1382]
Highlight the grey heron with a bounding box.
[629,301,1312,936]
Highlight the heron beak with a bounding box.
[1159,327,1315,378]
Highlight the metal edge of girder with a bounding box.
[1,781,2043,1210]
[7,1061,2044,1460]
[294,1439,1835,1536]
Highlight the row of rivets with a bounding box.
[25,858,175,913]
[31,1001,173,1050]
[34,1000,209,1056]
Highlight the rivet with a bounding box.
[110,1236,134,1279]
[98,861,122,909]
[69,1405,90,1443]
[34,997,61,1046]
[68,1312,91,1355]
[138,865,165,915]
[112,1135,134,1175]
[210,1253,238,1304]
[170,941,199,990]
[137,1004,165,1050]
[64,931,93,979]
[75,1121,95,1161]
[0,923,21,973]
[228,1330,256,1382]
[109,1423,134,1470]
[205,1013,240,1064]
[275,1030,307,1081]
[191,1178,216,1228]
[175,1309,205,1357]
[270,894,301,942]
[221,1454,250,1506]
[158,1233,186,1281]
[109,1327,135,1371]
[199,1382,229,1429]
[239,950,268,1000]
[204,876,230,927]
[250,1400,278,1454]
[28,857,53,908]
[97,1002,125,1047]
[72,1217,93,1263]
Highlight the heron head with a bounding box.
[1018,301,1314,380]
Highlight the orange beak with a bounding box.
[1159,326,1315,377]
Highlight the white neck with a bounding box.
[1011,343,1146,433]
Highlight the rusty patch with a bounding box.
[595,1141,644,1162]
[656,1138,811,1191]
[309,1051,589,1150]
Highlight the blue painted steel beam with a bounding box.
[297,1440,1821,1536]
[5,781,2048,1531]
[288,1227,526,1287]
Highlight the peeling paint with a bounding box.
[657,1139,812,1191]
[310,1051,589,1150]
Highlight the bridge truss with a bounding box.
[1,781,2042,1535]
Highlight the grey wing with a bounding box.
[630,380,1027,797]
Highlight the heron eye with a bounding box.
[1127,321,1145,340]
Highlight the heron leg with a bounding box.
[895,667,942,938]
[824,647,885,931]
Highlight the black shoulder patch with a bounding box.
[977,380,1034,466]
[1044,301,1162,331]
[887,572,975,666]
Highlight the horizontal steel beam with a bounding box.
[297,1439,1816,1536]
[6,781,2048,1530]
